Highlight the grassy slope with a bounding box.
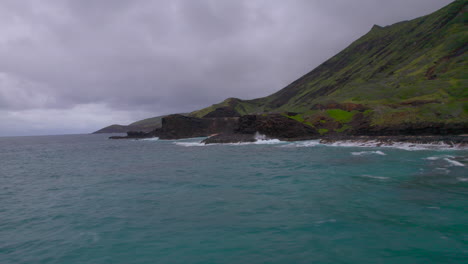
[191,0,467,128]
[93,115,166,133]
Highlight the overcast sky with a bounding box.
[0,0,453,136]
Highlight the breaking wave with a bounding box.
[141,137,159,141]
[443,158,465,167]
[351,151,386,156]
[359,175,390,180]
[174,142,207,147]
[324,140,465,151]
[424,155,466,167]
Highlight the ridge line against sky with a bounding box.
[0,0,453,136]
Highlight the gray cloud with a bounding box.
[0,0,453,136]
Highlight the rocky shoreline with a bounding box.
[108,113,467,147]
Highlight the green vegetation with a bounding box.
[190,0,467,128]
[97,1,467,134]
[318,129,329,135]
[326,109,355,123]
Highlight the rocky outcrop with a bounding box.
[109,111,467,142]
[109,130,159,139]
[356,122,468,136]
[201,133,256,144]
[156,114,239,140]
[202,114,320,144]
[237,114,319,139]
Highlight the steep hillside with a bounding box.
[191,0,467,134]
[93,115,166,134]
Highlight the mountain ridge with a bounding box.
[98,0,467,137]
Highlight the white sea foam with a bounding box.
[221,139,284,146]
[457,177,468,182]
[141,137,159,141]
[424,155,455,161]
[174,141,207,147]
[284,140,321,148]
[253,139,283,145]
[444,158,465,167]
[324,140,465,151]
[351,151,386,156]
[360,175,389,180]
[173,136,284,147]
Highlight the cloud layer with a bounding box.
[0,0,453,136]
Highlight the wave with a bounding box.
[424,155,466,167]
[281,140,321,148]
[351,151,386,156]
[174,137,285,147]
[359,175,389,180]
[324,140,465,151]
[443,158,465,167]
[457,177,468,182]
[141,137,159,141]
[174,141,207,147]
[424,155,455,161]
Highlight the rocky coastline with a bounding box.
[108,113,467,148]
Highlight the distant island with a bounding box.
[95,0,467,145]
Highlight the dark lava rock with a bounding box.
[202,133,256,144]
[158,114,239,140]
[202,114,320,144]
[237,114,319,140]
[357,122,468,136]
[109,130,160,139]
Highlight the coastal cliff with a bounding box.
[104,1,467,142]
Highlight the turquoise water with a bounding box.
[1,134,467,264]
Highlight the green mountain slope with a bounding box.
[191,0,467,131]
[93,116,166,134]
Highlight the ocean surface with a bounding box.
[1,134,467,264]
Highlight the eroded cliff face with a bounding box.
[157,114,239,139]
[110,111,467,142]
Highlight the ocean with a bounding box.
[1,134,467,264]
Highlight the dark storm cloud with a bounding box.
[0,0,453,135]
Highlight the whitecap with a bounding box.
[444,158,465,167]
[424,155,455,161]
[221,139,284,146]
[351,151,386,156]
[324,140,465,151]
[174,138,285,147]
[174,142,206,147]
[253,139,283,145]
[291,140,321,147]
[457,177,468,182]
[141,137,159,141]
